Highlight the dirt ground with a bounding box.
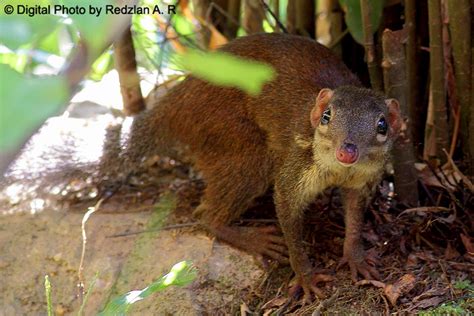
[1,73,472,315]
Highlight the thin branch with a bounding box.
[106,222,199,238]
[260,0,288,33]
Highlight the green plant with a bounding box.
[454,279,473,292]
[99,261,197,316]
[44,275,53,316]
[78,272,99,316]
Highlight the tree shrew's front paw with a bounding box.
[337,248,380,282]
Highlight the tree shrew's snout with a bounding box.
[335,142,359,166]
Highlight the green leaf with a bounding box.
[454,280,473,291]
[90,49,113,81]
[338,0,384,45]
[132,14,160,71]
[60,0,115,53]
[172,14,194,38]
[99,261,196,316]
[37,26,62,56]
[177,49,276,96]
[0,0,60,50]
[0,51,29,73]
[0,65,68,151]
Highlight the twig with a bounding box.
[381,293,390,316]
[260,0,288,33]
[311,289,340,316]
[419,179,437,205]
[419,234,436,250]
[448,108,461,158]
[77,198,104,310]
[397,206,451,218]
[237,218,279,224]
[443,149,474,192]
[328,28,349,49]
[205,2,249,34]
[106,222,198,238]
[438,260,454,299]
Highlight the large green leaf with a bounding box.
[132,13,160,71]
[60,0,115,53]
[0,0,60,50]
[0,50,29,73]
[339,0,384,45]
[99,261,196,316]
[37,26,62,56]
[177,49,276,96]
[90,49,113,81]
[0,65,68,150]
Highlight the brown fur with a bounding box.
[124,33,400,301]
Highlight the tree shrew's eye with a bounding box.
[320,108,331,125]
[377,117,388,135]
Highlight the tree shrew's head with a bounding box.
[310,86,401,171]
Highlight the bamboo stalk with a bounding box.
[287,0,296,34]
[382,29,419,206]
[447,0,472,174]
[243,0,265,34]
[225,0,241,39]
[404,0,418,146]
[296,0,315,37]
[471,41,474,177]
[273,0,279,22]
[427,0,449,162]
[360,0,383,91]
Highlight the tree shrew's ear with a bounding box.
[310,88,334,128]
[386,98,401,135]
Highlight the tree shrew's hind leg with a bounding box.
[193,153,288,263]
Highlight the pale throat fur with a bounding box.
[294,113,391,204]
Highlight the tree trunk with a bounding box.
[114,26,145,115]
[471,0,474,177]
[225,0,241,39]
[273,0,280,22]
[447,0,472,175]
[287,0,297,34]
[427,0,449,163]
[404,0,419,149]
[243,0,265,34]
[287,0,315,37]
[382,29,419,206]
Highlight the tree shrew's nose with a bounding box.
[336,142,359,165]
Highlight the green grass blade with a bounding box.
[44,275,53,316]
[77,272,99,316]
